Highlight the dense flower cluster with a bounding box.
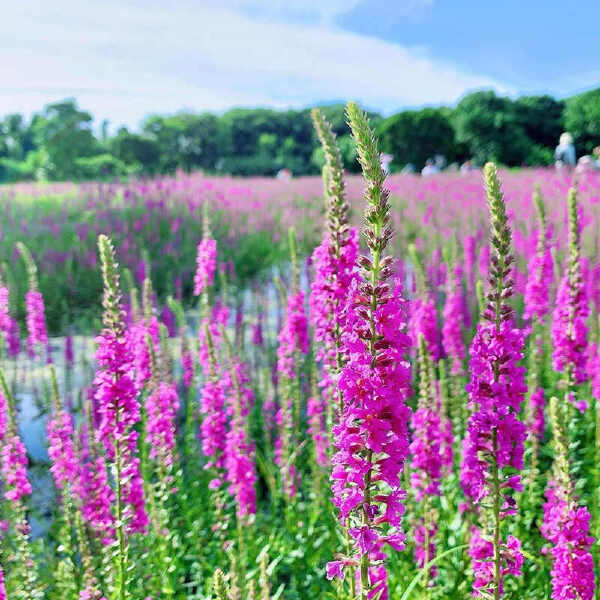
[223,359,257,518]
[1,432,32,503]
[182,350,194,387]
[200,378,227,488]
[551,272,589,390]
[198,302,229,373]
[77,455,115,545]
[527,388,546,442]
[410,406,449,501]
[328,278,412,595]
[130,315,160,389]
[409,297,439,361]
[47,410,79,490]
[0,286,20,357]
[277,290,309,379]
[193,238,217,296]
[442,264,466,375]
[146,381,180,469]
[95,236,148,537]
[309,227,360,379]
[0,389,32,504]
[541,484,595,600]
[25,289,48,353]
[307,394,328,466]
[589,344,600,403]
[524,247,553,320]
[0,564,5,600]
[274,289,309,498]
[461,320,527,502]
[468,528,523,595]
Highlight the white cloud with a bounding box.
[0,1,508,128]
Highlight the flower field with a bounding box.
[1,104,600,600]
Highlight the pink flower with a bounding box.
[460,321,527,504]
[223,359,257,518]
[277,290,309,379]
[25,290,48,353]
[307,394,328,467]
[47,410,79,490]
[0,564,6,600]
[551,272,589,390]
[0,389,31,504]
[181,350,194,387]
[524,248,553,320]
[199,379,227,482]
[442,264,466,375]
[330,277,412,585]
[129,316,160,389]
[193,238,217,296]
[409,297,439,361]
[527,388,546,442]
[77,455,115,545]
[541,483,595,600]
[146,382,180,469]
[1,433,32,503]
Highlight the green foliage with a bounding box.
[74,153,130,180]
[142,112,227,173]
[514,95,564,151]
[564,87,600,154]
[0,88,599,182]
[378,107,462,170]
[30,99,102,180]
[453,91,533,166]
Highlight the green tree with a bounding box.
[564,87,600,155]
[452,91,531,166]
[377,107,459,171]
[142,113,225,173]
[30,99,101,180]
[110,128,161,175]
[515,95,564,150]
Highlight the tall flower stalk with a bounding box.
[16,242,48,361]
[0,368,40,600]
[309,108,359,435]
[551,188,589,412]
[410,334,451,592]
[540,396,595,600]
[327,102,412,600]
[0,274,20,359]
[47,365,79,600]
[408,244,439,362]
[275,232,309,500]
[523,187,552,500]
[460,164,527,598]
[221,328,257,521]
[95,234,148,600]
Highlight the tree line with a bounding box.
[1,87,599,182]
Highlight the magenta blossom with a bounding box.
[146,382,180,469]
[25,289,48,354]
[552,272,589,393]
[524,248,554,320]
[199,378,227,485]
[77,456,116,545]
[409,297,439,361]
[460,320,527,504]
[47,410,79,490]
[442,264,467,375]
[277,289,309,379]
[193,238,217,296]
[541,483,595,600]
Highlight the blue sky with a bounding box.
[0,0,597,128]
